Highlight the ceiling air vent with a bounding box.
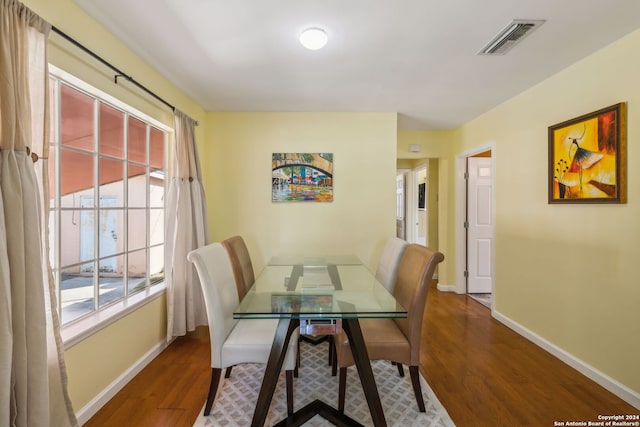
[478,19,545,55]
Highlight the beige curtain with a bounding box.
[0,1,78,426]
[165,110,209,339]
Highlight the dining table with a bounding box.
[233,255,408,427]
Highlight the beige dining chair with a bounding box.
[187,242,299,416]
[327,237,409,374]
[221,235,255,301]
[333,244,444,413]
[375,237,409,292]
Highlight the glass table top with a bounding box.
[234,257,407,320]
[267,254,362,266]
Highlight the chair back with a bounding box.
[222,235,255,300]
[392,244,444,365]
[375,237,409,292]
[187,242,240,367]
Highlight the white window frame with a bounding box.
[48,65,172,348]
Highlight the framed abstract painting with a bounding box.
[548,102,626,204]
[272,153,333,202]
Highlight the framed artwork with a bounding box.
[272,153,333,202]
[418,182,426,209]
[548,102,626,204]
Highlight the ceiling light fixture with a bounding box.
[299,27,328,50]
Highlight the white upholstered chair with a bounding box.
[187,242,299,416]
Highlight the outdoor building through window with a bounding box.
[48,68,169,325]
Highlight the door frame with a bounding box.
[455,143,495,297]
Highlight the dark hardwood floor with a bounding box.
[85,282,638,426]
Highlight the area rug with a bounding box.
[193,340,455,427]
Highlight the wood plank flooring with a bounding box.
[84,282,638,426]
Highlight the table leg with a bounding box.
[342,319,387,427]
[251,318,299,427]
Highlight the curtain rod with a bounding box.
[51,25,176,112]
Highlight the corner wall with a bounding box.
[454,28,640,398]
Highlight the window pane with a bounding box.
[48,209,57,268]
[128,164,147,207]
[128,117,146,163]
[98,208,123,260]
[128,210,146,251]
[149,127,164,169]
[150,245,164,285]
[99,255,124,307]
[128,249,146,290]
[48,147,56,206]
[61,265,94,324]
[49,78,56,143]
[60,148,94,208]
[150,169,164,208]
[149,208,164,246]
[50,72,168,325]
[60,84,94,151]
[99,103,124,158]
[60,209,91,266]
[129,275,147,295]
[99,158,124,207]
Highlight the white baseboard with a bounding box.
[75,338,171,425]
[493,310,640,410]
[436,283,458,293]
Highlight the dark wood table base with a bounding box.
[250,317,387,427]
[273,399,366,427]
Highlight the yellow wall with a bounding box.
[64,296,167,410]
[453,29,640,394]
[22,0,207,414]
[203,112,398,271]
[427,158,439,250]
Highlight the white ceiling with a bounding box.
[73,0,640,130]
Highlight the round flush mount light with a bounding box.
[299,27,328,50]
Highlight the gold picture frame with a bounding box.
[548,102,627,204]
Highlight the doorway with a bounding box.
[455,146,495,309]
[396,172,406,239]
[413,165,427,246]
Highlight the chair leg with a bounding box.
[297,337,301,368]
[396,362,404,377]
[338,367,347,413]
[204,368,222,416]
[224,366,233,378]
[330,339,338,376]
[409,365,426,412]
[285,370,294,415]
[327,336,333,365]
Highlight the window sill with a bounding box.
[61,284,166,350]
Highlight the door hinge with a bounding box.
[464,270,469,278]
[464,172,469,180]
[464,220,469,229]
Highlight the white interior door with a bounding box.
[467,157,493,293]
[80,195,118,273]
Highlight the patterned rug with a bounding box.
[193,340,455,427]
